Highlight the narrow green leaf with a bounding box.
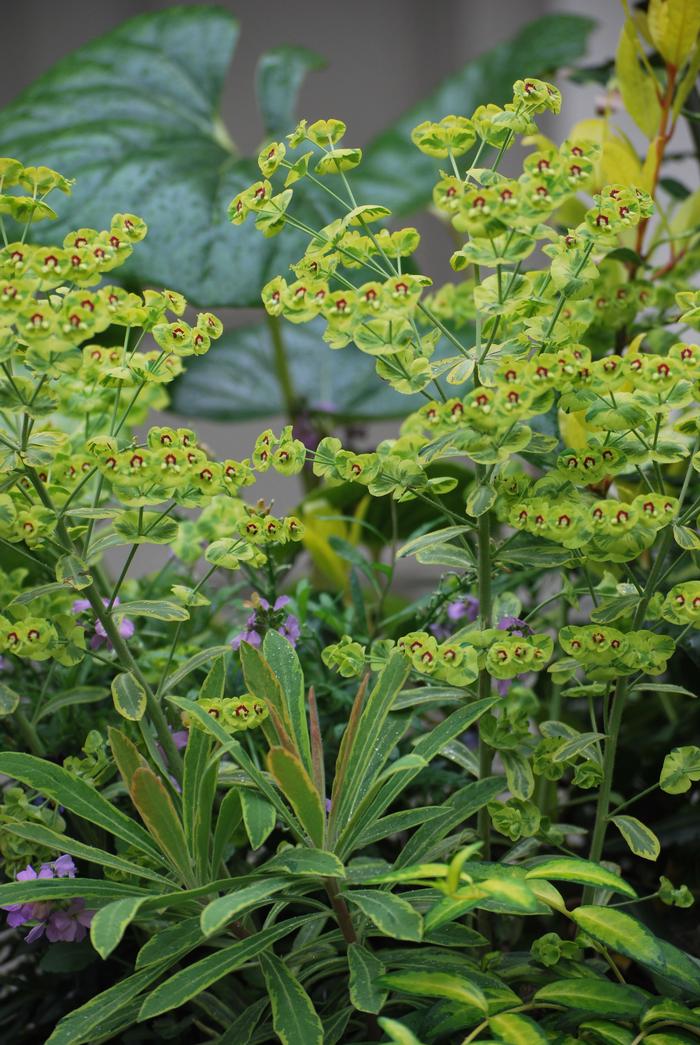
[182,728,216,879]
[398,525,474,559]
[111,672,147,722]
[215,998,268,1045]
[90,896,149,959]
[610,815,661,861]
[260,951,324,1045]
[164,645,232,691]
[263,630,312,773]
[0,878,149,907]
[380,970,486,1012]
[346,889,422,942]
[35,686,108,721]
[378,1018,426,1045]
[46,963,169,1045]
[199,654,228,700]
[212,788,242,872]
[135,916,203,969]
[11,582,70,605]
[109,726,148,787]
[571,906,665,971]
[267,747,325,847]
[167,696,304,840]
[137,915,313,1020]
[648,938,700,997]
[113,599,189,622]
[525,857,637,898]
[240,788,277,850]
[488,1012,549,1045]
[578,1020,635,1045]
[533,979,650,1018]
[129,767,192,882]
[641,1000,700,1030]
[0,752,159,859]
[200,877,290,937]
[348,943,387,1014]
[331,653,410,831]
[261,847,345,878]
[3,821,170,886]
[478,876,543,914]
[396,776,505,868]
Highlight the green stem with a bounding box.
[14,705,45,756]
[476,492,493,867]
[582,525,674,902]
[23,465,183,779]
[83,583,183,780]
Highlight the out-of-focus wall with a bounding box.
[0,0,640,521]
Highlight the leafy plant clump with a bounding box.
[0,2,699,1044]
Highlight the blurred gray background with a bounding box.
[0,1,676,523]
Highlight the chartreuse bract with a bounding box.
[1,4,700,1043]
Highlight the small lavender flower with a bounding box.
[447,596,480,623]
[428,622,452,640]
[72,597,135,651]
[2,856,93,944]
[279,614,300,646]
[497,615,532,637]
[44,899,93,943]
[232,594,301,650]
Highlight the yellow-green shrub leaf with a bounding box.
[610,814,661,860]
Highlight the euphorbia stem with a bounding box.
[14,706,45,757]
[22,465,183,780]
[325,878,357,944]
[83,584,183,780]
[582,526,674,903]
[476,482,493,864]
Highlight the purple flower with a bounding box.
[16,865,40,883]
[428,622,451,641]
[45,899,93,943]
[73,597,135,651]
[231,628,262,650]
[171,729,189,750]
[232,593,300,650]
[3,856,92,944]
[279,615,300,647]
[497,615,532,637]
[447,596,480,623]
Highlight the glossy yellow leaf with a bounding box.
[558,408,598,449]
[616,22,662,138]
[648,0,700,68]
